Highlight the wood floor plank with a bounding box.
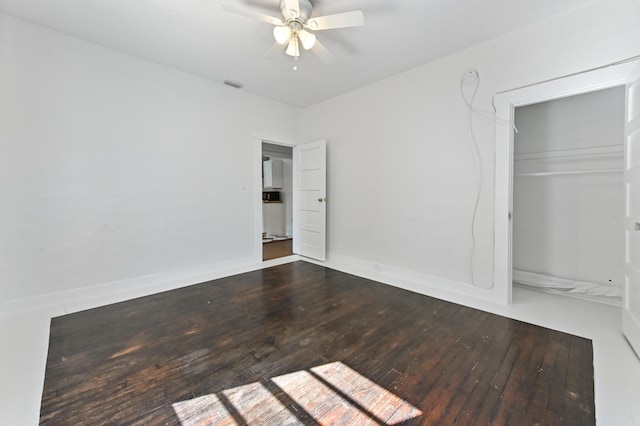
[40,261,594,425]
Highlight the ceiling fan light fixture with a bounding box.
[285,36,300,57]
[298,30,316,50]
[273,26,291,44]
[222,0,364,63]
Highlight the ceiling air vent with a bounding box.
[224,80,244,89]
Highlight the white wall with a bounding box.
[0,14,299,303]
[298,0,640,301]
[1,0,639,307]
[513,87,626,287]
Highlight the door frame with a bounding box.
[493,60,640,304]
[253,132,297,263]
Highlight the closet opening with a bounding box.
[511,86,625,306]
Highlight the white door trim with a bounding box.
[622,65,640,358]
[252,132,297,263]
[493,60,640,305]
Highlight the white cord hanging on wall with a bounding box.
[460,68,484,288]
[459,68,516,289]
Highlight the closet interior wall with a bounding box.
[512,86,626,305]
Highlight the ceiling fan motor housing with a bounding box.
[281,0,312,22]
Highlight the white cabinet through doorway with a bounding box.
[263,159,283,189]
[263,202,285,237]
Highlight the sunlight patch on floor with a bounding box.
[223,381,292,424]
[171,361,422,425]
[172,393,234,425]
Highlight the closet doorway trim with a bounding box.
[493,60,640,304]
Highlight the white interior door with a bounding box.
[623,66,640,358]
[293,140,326,261]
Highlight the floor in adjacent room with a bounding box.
[262,238,293,261]
[1,260,639,424]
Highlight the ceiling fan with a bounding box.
[222,0,364,63]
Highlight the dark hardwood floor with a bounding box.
[40,261,594,425]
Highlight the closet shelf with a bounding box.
[514,145,623,162]
[515,169,623,177]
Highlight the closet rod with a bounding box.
[515,169,622,177]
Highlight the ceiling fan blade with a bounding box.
[306,10,364,30]
[222,3,283,25]
[264,42,286,60]
[283,0,301,19]
[311,40,335,64]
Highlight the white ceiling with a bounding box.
[0,0,594,107]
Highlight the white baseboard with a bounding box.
[1,252,498,321]
[312,253,500,309]
[1,256,297,319]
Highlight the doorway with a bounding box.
[253,134,328,263]
[262,142,294,261]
